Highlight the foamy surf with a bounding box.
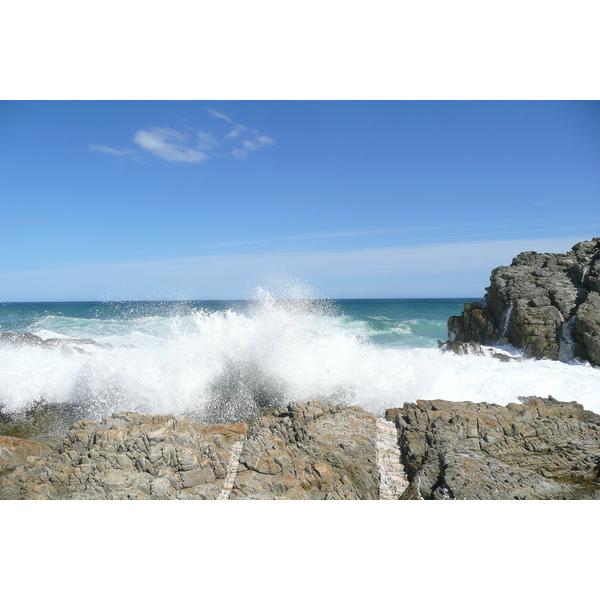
[1,286,599,427]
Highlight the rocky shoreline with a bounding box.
[1,396,598,500]
[2,238,599,500]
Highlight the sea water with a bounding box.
[1,284,599,424]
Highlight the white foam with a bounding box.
[1,287,599,420]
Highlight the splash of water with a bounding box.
[1,281,599,432]
[499,303,514,338]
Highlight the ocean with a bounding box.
[1,286,600,427]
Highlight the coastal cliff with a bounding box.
[448,238,600,365]
[2,398,599,500]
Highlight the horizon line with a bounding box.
[0,296,483,304]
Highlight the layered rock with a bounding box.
[448,238,600,365]
[0,401,403,500]
[0,413,248,500]
[386,396,600,499]
[3,398,599,500]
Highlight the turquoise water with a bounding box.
[337,298,474,348]
[0,298,475,348]
[1,293,599,420]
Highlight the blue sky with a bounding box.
[1,100,599,301]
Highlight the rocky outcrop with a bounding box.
[386,396,600,499]
[0,401,404,500]
[2,397,598,500]
[0,400,83,439]
[1,413,247,500]
[437,340,521,362]
[448,238,600,365]
[0,332,112,354]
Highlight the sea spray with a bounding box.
[1,287,600,433]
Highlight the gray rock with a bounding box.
[386,396,600,500]
[447,238,600,365]
[4,398,599,500]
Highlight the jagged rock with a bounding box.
[447,238,600,365]
[0,332,112,353]
[576,292,600,366]
[231,401,380,499]
[4,398,599,500]
[0,413,247,499]
[0,399,85,439]
[386,396,600,500]
[0,401,384,500]
[437,340,521,362]
[447,303,495,345]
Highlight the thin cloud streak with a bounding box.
[0,236,588,301]
[192,221,549,252]
[206,108,232,123]
[88,144,135,157]
[195,228,407,250]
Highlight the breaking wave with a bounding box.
[1,282,599,430]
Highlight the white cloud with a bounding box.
[88,144,135,157]
[242,135,275,152]
[233,132,275,158]
[91,114,275,165]
[224,125,247,139]
[133,127,209,163]
[197,130,218,151]
[206,108,232,123]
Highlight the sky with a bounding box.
[1,100,599,301]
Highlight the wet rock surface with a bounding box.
[447,238,600,365]
[0,400,84,439]
[386,396,600,499]
[0,332,112,354]
[438,340,521,362]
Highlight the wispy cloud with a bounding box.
[2,236,589,301]
[224,124,247,139]
[205,108,275,160]
[88,144,135,157]
[235,134,275,158]
[133,128,209,163]
[90,109,275,165]
[206,108,232,123]
[11,219,43,225]
[195,228,409,250]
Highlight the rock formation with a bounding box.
[2,398,598,500]
[447,238,600,365]
[385,396,600,500]
[0,401,408,500]
[0,332,113,354]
